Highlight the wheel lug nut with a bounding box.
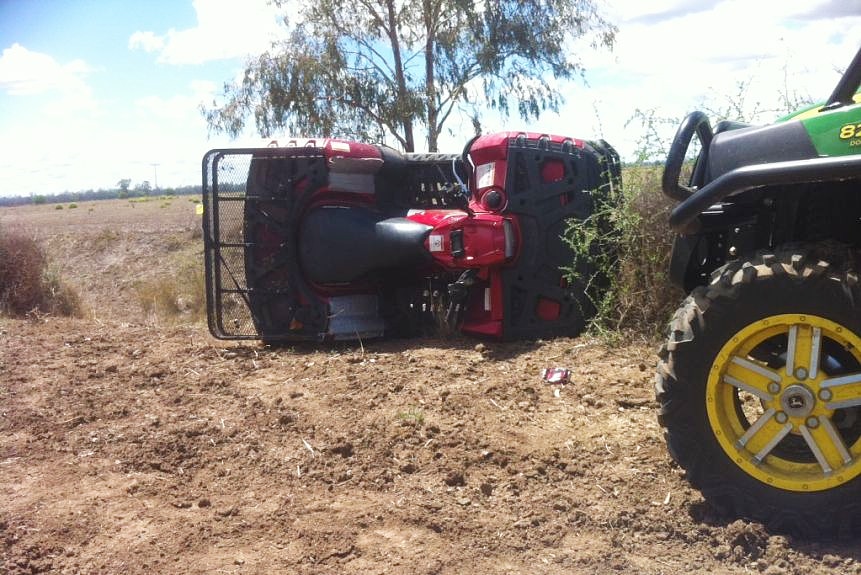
[768,382,781,394]
[819,389,833,401]
[806,416,820,429]
[775,411,789,424]
[795,367,808,380]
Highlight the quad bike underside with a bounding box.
[202,133,619,343]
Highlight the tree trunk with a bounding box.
[423,0,438,152]
[386,0,415,152]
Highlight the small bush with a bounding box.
[565,169,683,340]
[570,92,809,340]
[164,233,188,252]
[0,227,82,317]
[0,230,44,313]
[55,204,63,210]
[564,169,680,339]
[68,203,78,209]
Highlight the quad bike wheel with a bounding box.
[657,248,861,536]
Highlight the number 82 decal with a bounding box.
[839,123,861,139]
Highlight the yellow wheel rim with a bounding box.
[708,314,861,492]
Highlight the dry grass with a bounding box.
[608,166,684,335]
[87,227,123,252]
[134,253,206,323]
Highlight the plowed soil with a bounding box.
[2,199,860,574]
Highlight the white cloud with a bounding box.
[129,0,284,65]
[0,43,93,99]
[128,31,166,53]
[543,0,861,159]
[599,0,860,89]
[624,0,718,25]
[135,80,216,120]
[793,0,861,20]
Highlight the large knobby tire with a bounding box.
[657,247,861,537]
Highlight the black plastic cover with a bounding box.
[706,121,817,182]
[500,138,617,339]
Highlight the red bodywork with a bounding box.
[405,209,516,338]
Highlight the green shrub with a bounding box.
[55,204,63,210]
[570,92,810,340]
[563,170,677,339]
[0,227,82,317]
[563,112,685,340]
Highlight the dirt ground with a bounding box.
[2,199,861,574]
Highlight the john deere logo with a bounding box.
[781,384,815,417]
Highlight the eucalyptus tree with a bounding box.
[204,0,615,151]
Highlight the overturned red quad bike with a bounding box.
[201,132,619,343]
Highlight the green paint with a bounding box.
[801,103,861,156]
[777,102,821,122]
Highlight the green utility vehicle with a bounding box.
[657,47,861,535]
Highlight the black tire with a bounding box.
[243,154,328,342]
[657,246,861,537]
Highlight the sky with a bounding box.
[0,0,859,197]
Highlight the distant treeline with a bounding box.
[0,185,203,208]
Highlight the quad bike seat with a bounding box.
[299,206,433,284]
